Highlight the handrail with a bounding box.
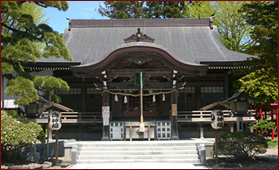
[38,112,102,121]
[177,110,232,120]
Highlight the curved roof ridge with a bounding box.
[75,42,205,68]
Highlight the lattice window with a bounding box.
[201,86,224,101]
[58,88,81,94]
[87,88,101,94]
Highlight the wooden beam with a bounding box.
[107,69,172,77]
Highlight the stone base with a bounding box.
[171,136,179,140]
[26,152,40,162]
[101,137,110,141]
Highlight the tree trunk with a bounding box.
[49,91,52,103]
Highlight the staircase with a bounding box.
[74,141,200,164]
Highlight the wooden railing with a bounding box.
[177,110,256,122]
[178,110,231,119]
[37,112,102,123]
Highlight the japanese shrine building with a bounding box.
[23,18,257,140]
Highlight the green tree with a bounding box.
[98,1,144,19]
[143,1,186,18]
[232,1,278,105]
[189,1,252,53]
[34,76,70,103]
[253,119,277,137]
[232,69,278,106]
[1,1,72,106]
[183,1,213,18]
[212,1,253,52]
[98,1,191,19]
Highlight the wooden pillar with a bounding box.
[171,91,179,140]
[102,92,110,141]
[200,122,204,139]
[224,75,229,99]
[230,122,234,132]
[78,124,82,141]
[81,87,86,112]
[196,85,201,110]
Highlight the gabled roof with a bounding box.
[222,91,259,104]
[199,92,258,111]
[37,18,256,69]
[200,101,231,111]
[37,103,74,112]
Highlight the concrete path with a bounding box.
[69,162,208,169]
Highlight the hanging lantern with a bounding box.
[153,95,156,102]
[124,96,127,104]
[162,94,165,101]
[115,94,118,102]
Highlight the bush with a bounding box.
[214,131,268,161]
[253,119,276,136]
[1,110,45,163]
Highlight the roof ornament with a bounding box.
[66,17,72,31]
[124,28,155,43]
[209,17,213,30]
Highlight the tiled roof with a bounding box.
[37,18,256,67]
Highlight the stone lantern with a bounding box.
[222,92,258,117]
[222,92,258,131]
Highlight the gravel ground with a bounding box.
[205,146,278,169]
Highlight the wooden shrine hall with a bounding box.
[26,18,258,140]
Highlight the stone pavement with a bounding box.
[69,162,208,169]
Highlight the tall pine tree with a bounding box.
[143,1,186,18]
[232,1,278,105]
[98,1,144,19]
[1,1,72,106]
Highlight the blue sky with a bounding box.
[44,1,108,34]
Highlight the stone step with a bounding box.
[77,154,199,160]
[78,146,196,151]
[76,159,200,164]
[73,141,201,164]
[78,150,197,155]
[78,142,197,147]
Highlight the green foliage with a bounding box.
[143,1,186,19]
[232,69,278,106]
[1,110,45,162]
[212,1,253,52]
[214,131,268,161]
[1,1,72,106]
[98,1,144,19]
[254,119,277,136]
[34,76,70,103]
[237,1,278,77]
[183,1,213,18]
[5,76,39,106]
[98,1,189,19]
[267,140,278,147]
[231,1,278,106]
